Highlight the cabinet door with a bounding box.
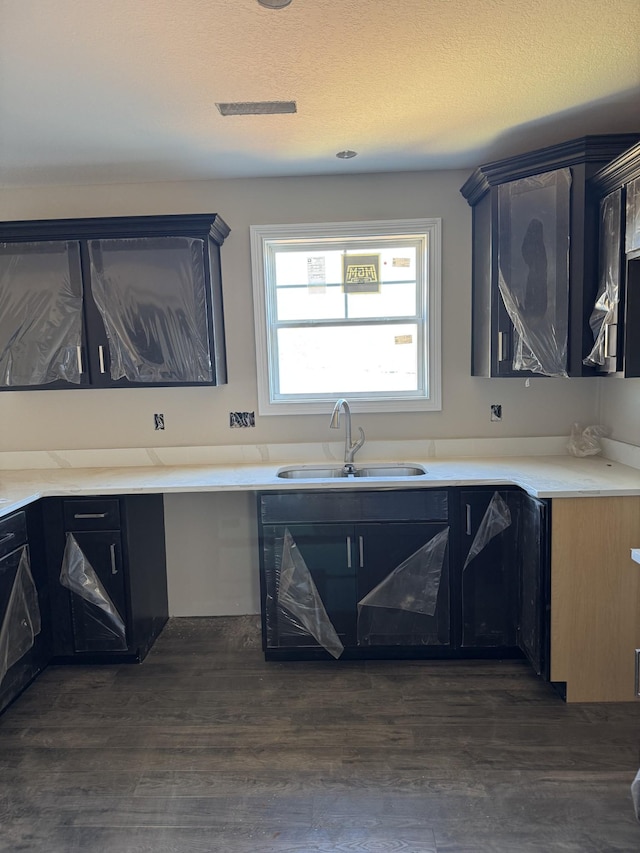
[261,523,355,652]
[460,491,517,648]
[517,494,549,677]
[357,523,450,647]
[496,169,571,377]
[85,236,215,386]
[65,531,128,653]
[0,241,86,388]
[584,189,623,373]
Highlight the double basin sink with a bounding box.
[277,463,427,479]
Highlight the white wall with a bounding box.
[1,170,601,615]
[598,378,640,446]
[0,170,598,451]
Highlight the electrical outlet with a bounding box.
[490,404,502,422]
[230,411,255,428]
[154,413,165,430]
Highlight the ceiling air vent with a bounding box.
[216,101,297,116]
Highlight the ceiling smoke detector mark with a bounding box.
[216,101,297,116]
[336,150,358,159]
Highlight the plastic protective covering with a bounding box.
[632,768,640,822]
[88,237,213,383]
[358,527,449,637]
[584,190,621,366]
[59,534,127,648]
[498,169,571,377]
[0,548,41,687]
[0,241,83,386]
[463,492,512,570]
[277,529,344,659]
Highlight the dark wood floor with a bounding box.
[1,617,639,852]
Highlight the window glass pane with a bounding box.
[276,324,419,395]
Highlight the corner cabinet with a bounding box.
[43,494,168,663]
[0,213,230,390]
[460,134,639,378]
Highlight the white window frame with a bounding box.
[250,218,442,415]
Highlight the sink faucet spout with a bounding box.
[329,398,365,468]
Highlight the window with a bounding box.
[250,218,441,415]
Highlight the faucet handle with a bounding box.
[352,426,365,451]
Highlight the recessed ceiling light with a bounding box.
[336,150,358,159]
[257,0,292,8]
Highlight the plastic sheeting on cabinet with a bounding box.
[463,492,512,570]
[357,527,449,644]
[497,169,571,377]
[87,236,213,383]
[584,190,622,367]
[0,547,41,687]
[59,534,127,649]
[0,241,83,386]
[276,528,344,659]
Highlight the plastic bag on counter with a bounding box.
[567,424,610,457]
[59,534,127,647]
[278,528,344,659]
[463,492,512,570]
[0,547,41,687]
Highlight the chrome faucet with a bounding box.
[329,398,365,473]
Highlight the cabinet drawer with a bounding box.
[0,511,27,558]
[63,499,120,531]
[260,489,448,524]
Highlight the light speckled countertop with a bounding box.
[1,445,640,518]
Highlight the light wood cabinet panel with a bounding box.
[551,496,640,702]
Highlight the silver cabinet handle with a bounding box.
[346,536,351,569]
[635,649,640,698]
[359,535,364,568]
[98,345,106,374]
[110,543,118,575]
[604,324,618,358]
[498,331,506,362]
[74,512,108,519]
[0,531,15,545]
[465,504,472,536]
[76,346,83,374]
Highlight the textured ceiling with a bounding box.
[0,0,639,188]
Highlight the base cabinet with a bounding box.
[0,504,51,714]
[43,494,168,663]
[259,487,549,666]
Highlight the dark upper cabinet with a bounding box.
[0,214,230,390]
[588,142,640,376]
[460,134,640,377]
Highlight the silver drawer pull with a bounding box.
[74,512,108,519]
[635,649,640,698]
[98,345,106,374]
[465,503,472,536]
[110,543,118,575]
[359,535,364,568]
[0,531,15,545]
[76,346,83,374]
[346,536,351,569]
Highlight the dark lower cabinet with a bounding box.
[43,494,168,663]
[0,504,51,714]
[259,487,550,674]
[259,489,450,660]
